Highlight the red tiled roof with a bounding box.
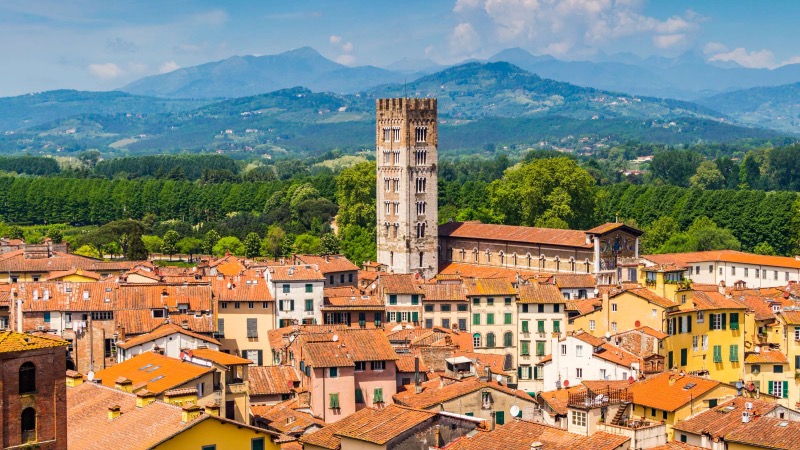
[744,348,788,364]
[566,298,601,315]
[0,330,68,353]
[550,273,596,289]
[628,372,721,412]
[294,254,358,274]
[395,355,429,373]
[115,310,215,335]
[436,262,544,283]
[94,352,213,395]
[116,322,220,350]
[725,416,800,449]
[422,283,467,301]
[732,293,777,322]
[518,282,564,304]
[268,265,325,282]
[300,406,382,449]
[190,347,252,366]
[249,365,300,396]
[334,404,436,445]
[47,268,103,281]
[465,278,516,296]
[644,250,800,270]
[612,287,678,309]
[780,309,800,325]
[303,329,398,368]
[211,276,273,302]
[439,221,592,248]
[115,283,213,311]
[0,249,147,273]
[251,399,324,434]
[379,273,423,295]
[445,419,630,450]
[15,281,118,312]
[673,397,777,437]
[586,222,642,236]
[683,291,747,312]
[393,377,534,410]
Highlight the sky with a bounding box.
[1,0,798,96]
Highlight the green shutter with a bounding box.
[411,295,419,305]
[730,313,739,330]
[330,393,339,408]
[495,411,504,425]
[553,321,560,333]
[504,313,512,324]
[668,351,673,369]
[389,295,397,305]
[784,381,789,398]
[536,341,545,356]
[521,341,530,355]
[768,381,774,396]
[721,313,727,330]
[487,314,494,325]
[518,367,522,378]
[687,316,692,333]
[522,321,529,333]
[374,388,383,403]
[355,388,364,403]
[257,350,263,366]
[473,314,480,325]
[680,348,687,366]
[412,311,419,323]
[537,320,545,333]
[713,345,722,363]
[729,345,739,362]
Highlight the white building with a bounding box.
[643,250,800,289]
[265,265,325,327]
[539,331,641,391]
[116,322,220,362]
[517,282,568,394]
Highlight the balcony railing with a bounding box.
[568,387,632,410]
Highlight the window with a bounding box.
[731,266,736,276]
[442,318,450,329]
[425,319,433,328]
[553,321,561,333]
[91,311,113,320]
[371,361,385,371]
[389,295,397,305]
[355,388,364,403]
[473,333,481,348]
[486,333,496,348]
[202,446,216,450]
[355,362,366,371]
[248,301,254,309]
[425,304,434,312]
[535,341,545,356]
[576,368,583,378]
[711,313,725,330]
[702,335,708,351]
[537,304,545,313]
[411,295,420,305]
[21,407,36,442]
[487,313,495,325]
[521,341,531,356]
[729,345,739,362]
[744,268,749,277]
[373,388,384,403]
[220,302,228,309]
[611,321,617,332]
[415,126,428,142]
[329,367,338,378]
[246,318,258,338]
[692,335,699,352]
[282,284,290,293]
[697,311,704,323]
[775,365,784,373]
[769,381,787,399]
[561,344,567,356]
[730,313,739,330]
[537,320,545,333]
[304,284,313,293]
[329,393,340,408]
[589,320,595,331]
[571,410,587,427]
[755,269,760,278]
[504,313,512,325]
[503,332,513,347]
[522,321,529,333]
[487,297,494,305]
[19,362,36,394]
[458,318,467,330]
[576,345,583,357]
[713,345,722,363]
[612,303,617,312]
[473,314,480,325]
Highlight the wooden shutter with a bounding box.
[687,316,692,333]
[721,313,726,330]
[257,350,263,366]
[783,381,789,398]
[522,321,529,333]
[412,311,419,323]
[768,381,774,395]
[795,355,800,370]
[246,318,258,338]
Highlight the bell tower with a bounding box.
[376,98,438,279]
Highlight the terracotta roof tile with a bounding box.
[586,222,642,236]
[725,416,800,449]
[211,276,273,302]
[648,443,706,450]
[422,283,468,301]
[335,404,436,444]
[268,265,325,282]
[294,254,359,274]
[115,283,213,311]
[445,419,630,450]
[0,249,148,274]
[682,291,747,312]
[115,310,214,335]
[395,355,429,373]
[566,298,602,315]
[644,250,800,270]
[393,377,534,410]
[518,282,564,304]
[249,365,300,396]
[379,273,423,295]
[116,322,220,350]
[540,386,584,415]
[300,406,382,449]
[550,273,596,289]
[190,347,252,366]
[733,293,778,322]
[744,348,788,364]
[303,329,398,368]
[94,351,213,395]
[0,283,9,307]
[207,254,246,276]
[673,397,777,437]
[465,278,516,296]
[437,262,544,283]
[780,309,800,325]
[440,221,592,248]
[628,372,721,412]
[613,287,678,309]
[0,330,68,353]
[251,399,324,434]
[15,281,119,312]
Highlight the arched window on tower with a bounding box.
[460,249,466,261]
[555,256,561,272]
[419,252,424,268]
[19,362,35,394]
[512,253,518,266]
[526,253,532,268]
[585,259,591,273]
[569,257,576,272]
[499,251,505,265]
[21,407,36,443]
[540,255,546,270]
[473,249,479,263]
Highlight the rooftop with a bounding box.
[294,254,358,274]
[725,416,800,449]
[644,250,800,270]
[393,377,534,410]
[439,221,592,249]
[116,322,220,350]
[0,330,68,353]
[268,265,325,282]
[379,273,423,295]
[445,419,630,450]
[518,282,565,304]
[335,404,436,445]
[673,397,778,438]
[94,351,214,395]
[249,365,300,396]
[628,372,721,412]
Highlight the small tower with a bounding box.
[376,98,438,279]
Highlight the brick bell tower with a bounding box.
[376,98,438,279]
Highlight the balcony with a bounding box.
[226,380,248,395]
[568,387,632,410]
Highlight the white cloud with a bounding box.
[450,0,700,58]
[450,22,481,54]
[703,42,728,54]
[709,47,775,68]
[653,34,687,49]
[342,41,354,53]
[335,54,355,65]
[329,35,342,45]
[158,60,180,74]
[87,62,123,80]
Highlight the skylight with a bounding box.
[683,383,697,390]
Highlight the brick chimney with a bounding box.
[181,404,203,423]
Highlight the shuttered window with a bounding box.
[355,389,364,403]
[729,345,739,362]
[537,320,545,333]
[246,318,258,338]
[730,313,739,330]
[374,388,384,403]
[713,345,722,363]
[522,321,529,333]
[217,318,225,337]
[521,341,530,355]
[329,393,339,408]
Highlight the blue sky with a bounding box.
[1,0,797,96]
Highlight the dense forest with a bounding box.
[1,147,800,263]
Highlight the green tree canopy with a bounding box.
[294,233,321,254]
[320,233,340,255]
[177,237,203,260]
[161,230,180,258]
[125,227,148,260]
[142,235,163,256]
[336,161,376,229]
[203,230,221,254]
[262,225,287,258]
[243,232,262,258]
[659,216,741,253]
[689,160,725,190]
[213,236,245,256]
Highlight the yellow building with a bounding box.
[638,263,694,302]
[627,372,740,440]
[67,380,280,450]
[465,278,518,368]
[774,310,800,407]
[570,287,678,337]
[213,275,275,364]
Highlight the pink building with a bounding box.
[296,328,399,423]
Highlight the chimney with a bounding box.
[531,442,544,450]
[136,390,157,408]
[115,377,133,393]
[65,370,84,388]
[669,375,676,386]
[181,403,203,423]
[204,403,221,416]
[415,356,423,394]
[107,404,122,421]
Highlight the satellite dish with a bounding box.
[496,374,503,383]
[332,335,339,342]
[509,405,520,417]
[87,371,95,381]
[605,332,611,339]
[754,346,760,353]
[593,288,599,295]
